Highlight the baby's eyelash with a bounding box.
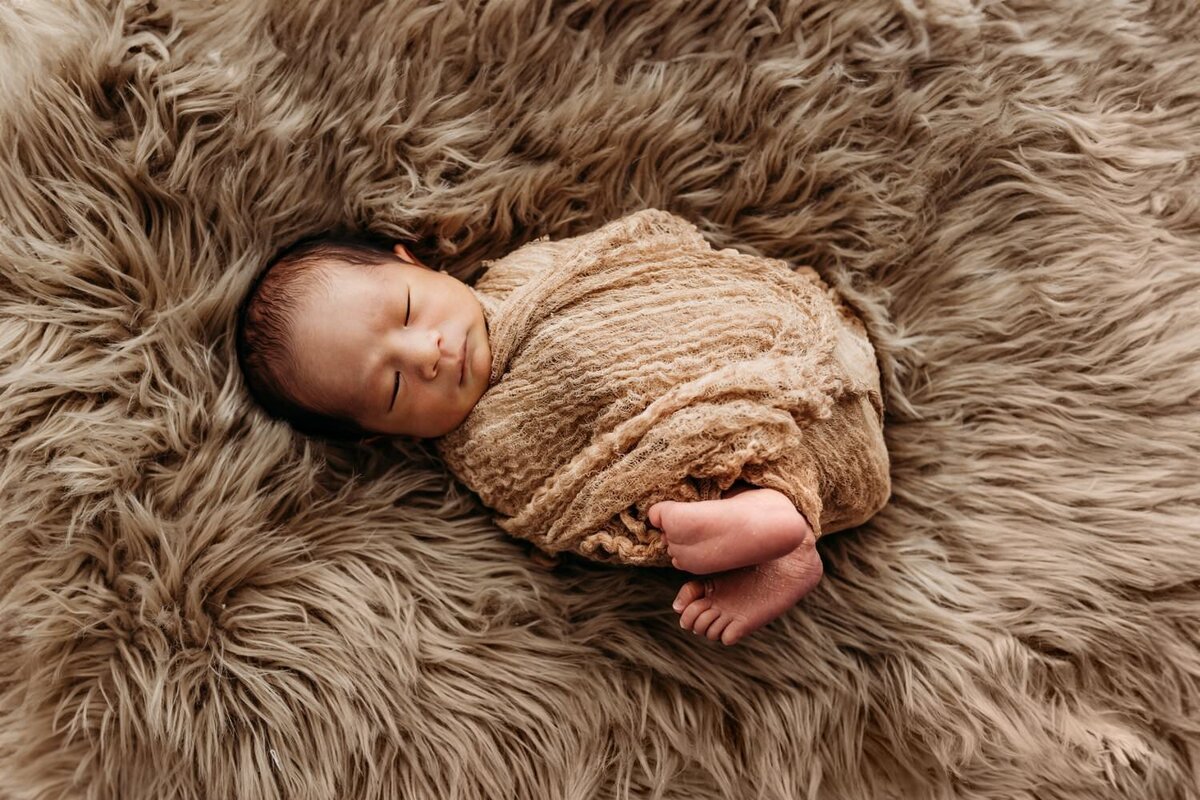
[390,289,410,408]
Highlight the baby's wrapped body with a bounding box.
[433,208,891,567]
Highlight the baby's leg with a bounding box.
[648,485,811,575]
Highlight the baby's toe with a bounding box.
[647,501,668,530]
[720,620,746,646]
[692,607,721,636]
[672,579,706,612]
[706,615,733,642]
[679,596,713,629]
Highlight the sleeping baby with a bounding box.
[235,208,892,646]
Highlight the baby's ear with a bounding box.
[393,243,418,264]
[393,242,436,271]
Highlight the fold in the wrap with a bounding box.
[431,208,891,567]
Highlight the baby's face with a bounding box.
[285,244,491,439]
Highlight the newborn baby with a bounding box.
[235,209,891,646]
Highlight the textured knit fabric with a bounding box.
[432,208,891,567]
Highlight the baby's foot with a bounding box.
[672,542,824,646]
[648,488,809,575]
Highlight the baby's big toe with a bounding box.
[648,500,673,530]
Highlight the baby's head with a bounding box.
[235,233,491,444]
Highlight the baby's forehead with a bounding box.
[301,260,400,331]
[312,254,367,277]
[285,262,382,344]
[305,256,385,296]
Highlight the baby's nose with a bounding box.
[422,329,443,378]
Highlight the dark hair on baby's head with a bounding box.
[235,232,397,443]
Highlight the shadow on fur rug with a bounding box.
[1,1,1198,798]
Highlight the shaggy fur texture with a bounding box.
[1,0,1197,798]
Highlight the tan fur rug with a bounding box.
[1,1,1198,798]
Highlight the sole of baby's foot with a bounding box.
[650,489,809,575]
[672,542,824,646]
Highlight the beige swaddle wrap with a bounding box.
[432,208,891,567]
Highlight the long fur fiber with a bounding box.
[1,1,1197,798]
